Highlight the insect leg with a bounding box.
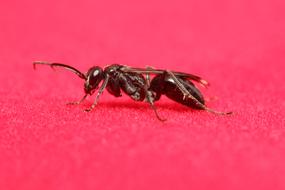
[166,71,232,115]
[66,94,88,105]
[85,75,110,112]
[145,91,166,122]
[145,66,154,87]
[143,68,166,121]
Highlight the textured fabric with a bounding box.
[0,0,285,190]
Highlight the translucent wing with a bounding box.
[120,66,209,88]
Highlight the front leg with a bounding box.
[85,75,110,112]
[66,94,88,105]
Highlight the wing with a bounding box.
[120,66,209,88]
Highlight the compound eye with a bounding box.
[86,66,104,86]
[91,67,102,77]
[92,69,100,77]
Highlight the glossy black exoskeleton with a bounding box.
[122,67,232,116]
[33,61,231,121]
[149,73,205,109]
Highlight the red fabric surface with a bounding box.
[0,0,285,189]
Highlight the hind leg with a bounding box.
[165,70,232,115]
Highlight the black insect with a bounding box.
[33,61,232,121]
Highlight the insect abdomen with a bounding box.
[164,78,205,109]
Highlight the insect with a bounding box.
[33,61,232,121]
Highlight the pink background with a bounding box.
[0,0,285,189]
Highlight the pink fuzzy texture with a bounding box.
[0,0,285,189]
